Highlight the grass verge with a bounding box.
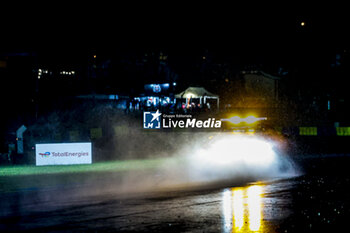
[0,158,169,177]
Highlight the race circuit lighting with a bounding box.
[221,115,267,125]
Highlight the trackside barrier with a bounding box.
[336,127,350,136]
[299,127,318,136]
[284,126,349,136]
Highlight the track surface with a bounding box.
[1,155,350,232]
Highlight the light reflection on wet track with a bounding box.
[222,184,266,233]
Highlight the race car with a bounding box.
[221,115,268,134]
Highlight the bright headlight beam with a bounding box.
[187,134,297,185]
[194,136,276,167]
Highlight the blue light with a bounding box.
[173,82,177,86]
[109,95,118,100]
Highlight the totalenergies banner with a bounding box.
[36,143,92,166]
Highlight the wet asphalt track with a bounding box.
[1,155,350,232]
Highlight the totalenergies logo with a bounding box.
[39,152,50,157]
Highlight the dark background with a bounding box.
[1,5,350,153]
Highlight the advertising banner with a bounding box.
[36,143,92,166]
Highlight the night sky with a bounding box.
[1,7,349,83]
[2,8,348,55]
[2,10,348,91]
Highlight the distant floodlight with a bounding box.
[173,82,177,86]
[186,93,194,98]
